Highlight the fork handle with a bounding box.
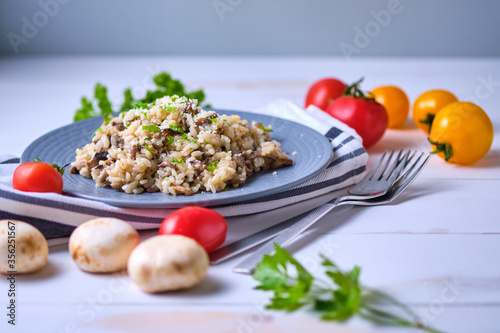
[233,198,341,274]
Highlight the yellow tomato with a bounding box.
[429,102,494,165]
[413,90,458,133]
[371,86,409,129]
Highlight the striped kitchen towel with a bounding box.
[0,100,367,246]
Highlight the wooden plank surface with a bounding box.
[0,56,499,332]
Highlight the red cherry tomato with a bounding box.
[326,96,388,149]
[159,206,227,253]
[13,162,64,194]
[305,78,346,110]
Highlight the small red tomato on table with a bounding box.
[304,78,347,110]
[13,160,64,194]
[325,79,388,149]
[159,206,227,253]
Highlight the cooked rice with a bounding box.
[70,96,293,195]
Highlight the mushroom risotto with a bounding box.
[70,96,293,195]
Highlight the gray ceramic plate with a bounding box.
[21,110,333,208]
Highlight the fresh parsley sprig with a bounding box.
[74,72,210,122]
[253,245,443,333]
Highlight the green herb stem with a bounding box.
[428,138,453,161]
[253,245,443,333]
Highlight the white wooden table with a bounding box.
[0,57,499,333]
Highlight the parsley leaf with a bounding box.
[142,125,160,132]
[254,244,313,312]
[206,161,219,172]
[166,136,174,145]
[121,88,134,112]
[141,72,208,108]
[171,157,184,164]
[145,145,155,154]
[73,72,210,122]
[95,83,113,124]
[253,245,442,333]
[74,97,96,122]
[210,118,217,123]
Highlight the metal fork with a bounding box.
[210,151,429,265]
[232,150,428,274]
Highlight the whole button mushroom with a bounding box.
[69,218,140,273]
[127,235,209,293]
[0,220,49,274]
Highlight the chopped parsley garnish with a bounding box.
[145,145,155,153]
[95,84,113,124]
[171,157,184,164]
[142,111,148,119]
[166,136,174,145]
[171,96,178,102]
[74,72,210,122]
[210,118,217,123]
[259,123,273,132]
[120,111,126,118]
[142,125,160,132]
[206,161,218,172]
[161,105,177,112]
[180,133,197,143]
[144,136,149,140]
[91,128,102,138]
[204,140,211,145]
[125,123,130,127]
[169,124,185,133]
[135,142,141,146]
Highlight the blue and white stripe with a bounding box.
[0,102,367,246]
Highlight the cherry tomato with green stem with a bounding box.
[305,78,347,111]
[13,161,64,194]
[326,79,388,149]
[159,206,227,253]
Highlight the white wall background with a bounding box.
[1,0,499,57]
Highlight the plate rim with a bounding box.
[21,109,334,208]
